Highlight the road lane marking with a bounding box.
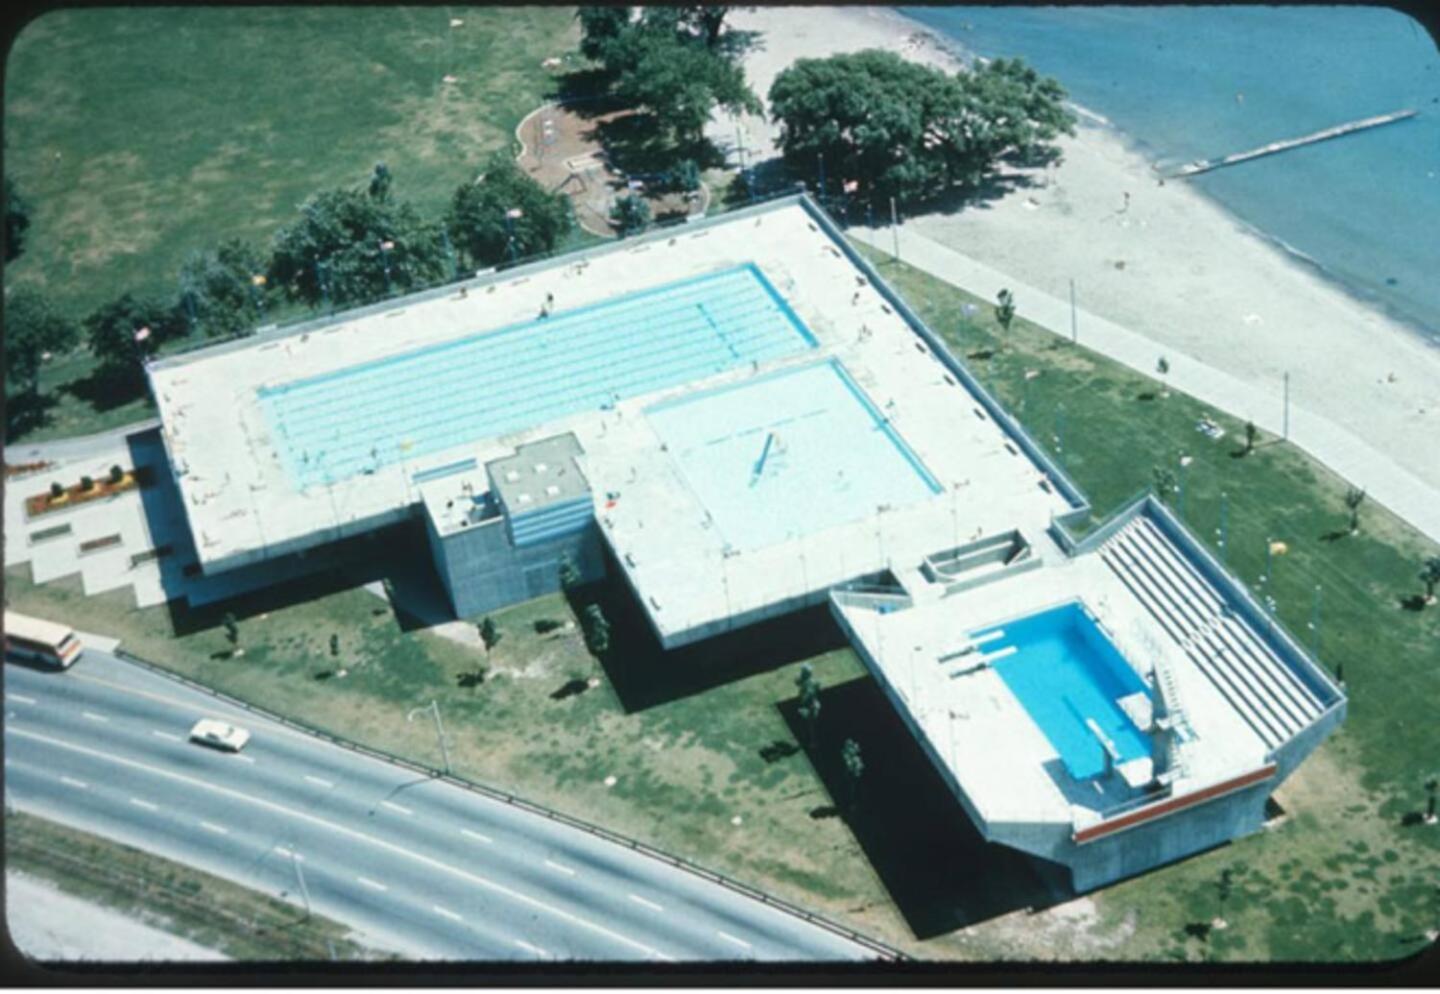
[11,726,677,962]
[7,694,36,705]
[273,846,306,862]
[381,800,413,816]
[543,859,576,877]
[357,876,388,892]
[59,776,89,790]
[628,894,664,913]
[514,939,550,958]
[151,730,183,742]
[199,821,229,835]
[304,775,335,788]
[129,797,159,812]
[460,828,492,844]
[81,711,109,723]
[717,930,752,950]
[432,905,463,922]
[232,754,255,764]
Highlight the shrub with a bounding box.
[533,618,565,634]
[108,464,124,485]
[80,474,94,491]
[49,481,63,499]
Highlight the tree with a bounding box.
[671,158,702,194]
[222,611,239,648]
[329,633,340,657]
[85,293,184,388]
[178,238,271,338]
[577,6,633,63]
[770,50,1074,206]
[80,474,94,491]
[1424,776,1438,825]
[581,603,611,657]
[1153,465,1177,501]
[1344,486,1367,536]
[5,177,30,262]
[795,663,821,749]
[1244,420,1258,455]
[841,738,864,812]
[269,184,449,309]
[609,193,651,237]
[1213,867,1235,929]
[995,288,1015,333]
[1421,557,1440,606]
[558,552,580,591]
[108,465,124,485]
[479,617,500,653]
[614,30,760,145]
[446,153,573,269]
[368,162,392,202]
[4,288,79,395]
[48,481,63,499]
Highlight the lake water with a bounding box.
[899,5,1440,340]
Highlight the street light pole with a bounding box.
[1217,490,1229,562]
[889,196,900,262]
[288,843,311,922]
[1283,371,1290,441]
[409,699,451,775]
[378,240,395,297]
[1069,278,1078,344]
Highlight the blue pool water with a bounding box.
[646,358,942,552]
[259,263,817,489]
[901,6,1440,338]
[975,602,1151,782]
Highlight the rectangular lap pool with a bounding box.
[973,601,1152,782]
[646,358,943,552]
[258,263,816,489]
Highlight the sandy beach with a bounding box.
[714,6,1440,495]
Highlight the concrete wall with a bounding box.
[1062,777,1271,893]
[426,512,606,619]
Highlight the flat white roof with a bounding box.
[153,199,1075,632]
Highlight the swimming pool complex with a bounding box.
[974,601,1152,782]
[646,359,943,552]
[258,264,816,489]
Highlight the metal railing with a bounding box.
[109,647,907,962]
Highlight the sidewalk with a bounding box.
[850,224,1440,547]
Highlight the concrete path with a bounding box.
[4,418,161,467]
[3,652,882,963]
[850,224,1440,546]
[6,871,228,963]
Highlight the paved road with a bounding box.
[4,418,161,467]
[3,652,878,963]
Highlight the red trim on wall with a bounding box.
[1073,764,1278,845]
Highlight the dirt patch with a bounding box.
[515,101,708,237]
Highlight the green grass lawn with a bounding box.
[6,810,382,960]
[4,6,580,443]
[7,237,1438,963]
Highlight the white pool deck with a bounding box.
[834,550,1270,833]
[153,200,1074,646]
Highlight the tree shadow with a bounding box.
[61,364,145,413]
[778,675,1068,939]
[5,390,58,439]
[808,804,841,820]
[759,739,801,764]
[549,677,591,701]
[546,69,618,107]
[1319,529,1350,543]
[1136,391,1158,402]
[457,668,489,689]
[1398,594,1428,613]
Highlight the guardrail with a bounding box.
[109,647,907,962]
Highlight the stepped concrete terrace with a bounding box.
[830,498,1345,892]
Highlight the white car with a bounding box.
[189,718,251,753]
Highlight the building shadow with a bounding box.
[778,674,1069,940]
[5,390,58,439]
[579,563,849,713]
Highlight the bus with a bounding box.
[3,610,84,669]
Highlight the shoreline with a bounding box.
[716,5,1440,493]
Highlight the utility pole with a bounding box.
[1217,490,1229,562]
[1069,278,1078,343]
[890,196,900,262]
[409,699,451,775]
[289,843,311,922]
[817,151,826,206]
[1309,583,1323,657]
[1283,371,1290,441]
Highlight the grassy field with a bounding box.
[3,6,579,442]
[6,810,382,961]
[7,242,1438,964]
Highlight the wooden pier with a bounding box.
[1172,108,1417,178]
